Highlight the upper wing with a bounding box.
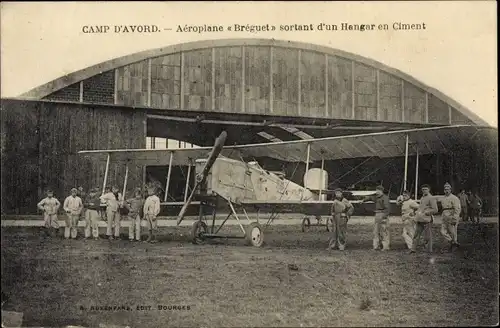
[222,125,496,162]
[78,147,242,166]
[78,125,495,165]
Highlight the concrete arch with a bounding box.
[19,38,488,126]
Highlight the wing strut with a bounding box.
[319,158,325,199]
[415,147,419,200]
[164,152,174,202]
[122,162,129,200]
[305,142,311,176]
[403,133,409,191]
[183,160,192,203]
[102,153,110,195]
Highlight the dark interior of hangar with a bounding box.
[145,108,439,147]
[1,99,497,216]
[146,151,498,217]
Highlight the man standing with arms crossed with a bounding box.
[410,184,438,254]
[440,182,461,252]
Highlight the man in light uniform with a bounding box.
[63,188,83,239]
[364,185,391,251]
[410,184,438,254]
[327,188,354,251]
[37,189,61,237]
[397,190,419,250]
[100,186,123,240]
[143,186,161,243]
[440,182,461,252]
[83,188,101,240]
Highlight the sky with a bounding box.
[1,1,497,126]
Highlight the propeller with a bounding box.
[176,131,228,225]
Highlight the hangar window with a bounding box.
[146,137,200,149]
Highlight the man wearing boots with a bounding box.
[37,189,61,237]
[143,185,161,243]
[410,184,438,254]
[397,190,419,250]
[63,188,83,239]
[440,182,461,252]
[327,188,354,251]
[363,185,391,251]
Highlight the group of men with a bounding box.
[36,180,481,250]
[326,182,475,253]
[36,184,162,243]
[458,190,483,223]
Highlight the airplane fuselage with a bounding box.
[196,157,318,203]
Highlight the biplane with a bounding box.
[78,124,494,247]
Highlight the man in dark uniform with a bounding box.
[327,187,354,251]
[468,192,483,224]
[363,185,391,251]
[458,189,469,222]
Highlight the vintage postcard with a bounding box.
[1,1,498,327]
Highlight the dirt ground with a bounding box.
[1,221,498,327]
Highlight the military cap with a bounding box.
[70,188,78,193]
[444,182,452,188]
[333,187,343,192]
[402,190,410,195]
[376,185,384,191]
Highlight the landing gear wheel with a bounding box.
[246,222,264,247]
[191,221,207,244]
[301,217,311,232]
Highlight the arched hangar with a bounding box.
[1,38,497,215]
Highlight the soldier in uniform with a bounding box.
[397,190,419,250]
[100,186,124,240]
[440,182,461,252]
[458,189,469,222]
[63,188,83,239]
[78,186,87,222]
[143,186,161,243]
[125,189,145,241]
[468,192,483,224]
[83,188,101,240]
[327,188,354,251]
[37,189,61,237]
[410,184,438,254]
[363,185,391,251]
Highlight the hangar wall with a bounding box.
[34,39,479,126]
[1,99,146,215]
